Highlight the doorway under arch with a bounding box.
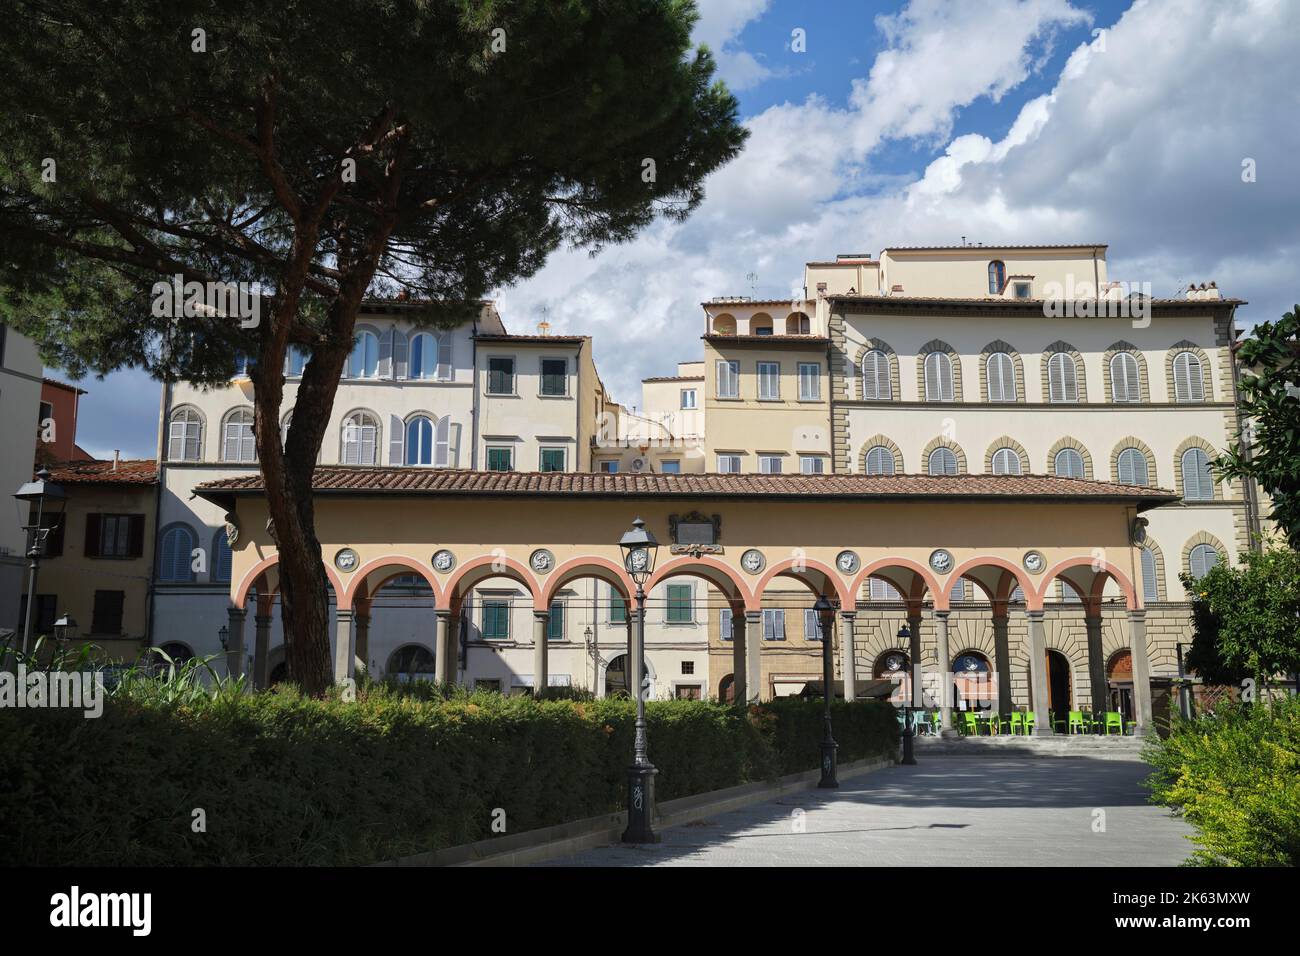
[1107,649,1133,721]
[952,651,993,712]
[873,650,910,705]
[605,653,650,698]
[718,673,735,703]
[1047,649,1072,716]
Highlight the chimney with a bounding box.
[112,450,120,471]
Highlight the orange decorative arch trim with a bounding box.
[233,552,347,610]
[948,556,1039,611]
[647,555,753,607]
[1036,556,1138,610]
[443,555,541,610]
[850,557,942,609]
[344,555,444,610]
[538,556,635,610]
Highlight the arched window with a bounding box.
[864,446,895,475]
[348,330,380,378]
[985,352,1016,402]
[1047,352,1078,403]
[387,644,436,682]
[167,407,203,461]
[1109,352,1140,402]
[285,346,307,378]
[861,349,892,399]
[1188,543,1220,580]
[785,313,810,335]
[868,577,901,600]
[405,415,435,465]
[341,411,379,465]
[751,313,774,335]
[221,409,256,462]
[410,332,452,380]
[988,260,1006,294]
[1054,447,1085,479]
[953,652,993,712]
[1140,547,1159,604]
[1172,351,1205,402]
[1181,447,1214,500]
[990,448,1021,475]
[158,525,195,583]
[712,314,736,335]
[1116,447,1149,486]
[924,351,954,401]
[928,447,958,476]
[212,531,233,583]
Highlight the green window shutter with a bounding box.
[666,584,691,623]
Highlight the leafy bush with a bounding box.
[0,682,896,865]
[1145,696,1300,866]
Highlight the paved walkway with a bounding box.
[540,756,1195,866]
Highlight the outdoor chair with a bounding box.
[1024,711,1036,735]
[1104,711,1124,735]
[1067,710,1087,735]
[1008,711,1024,735]
[962,711,980,736]
[1050,710,1068,733]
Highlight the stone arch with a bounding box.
[753,557,855,612]
[1040,341,1088,402]
[984,436,1030,475]
[750,312,774,335]
[978,340,1025,403]
[443,555,542,613]
[858,434,904,474]
[233,552,347,610]
[538,556,634,610]
[1045,436,1094,479]
[1173,436,1225,501]
[1037,556,1138,611]
[948,556,1038,610]
[920,436,967,474]
[784,311,811,335]
[1182,531,1228,581]
[647,555,751,608]
[853,338,900,401]
[1110,436,1158,486]
[1166,340,1214,402]
[711,313,736,335]
[345,555,444,610]
[850,558,942,610]
[1102,341,1150,403]
[917,339,963,402]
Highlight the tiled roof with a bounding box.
[642,375,705,383]
[702,334,830,345]
[473,334,587,344]
[195,467,1177,510]
[42,377,87,394]
[42,459,157,485]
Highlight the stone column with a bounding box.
[991,606,1013,716]
[839,611,857,701]
[935,610,954,736]
[1026,610,1053,735]
[225,607,247,681]
[333,608,355,684]
[1127,610,1153,736]
[434,610,451,685]
[1085,614,1107,716]
[532,610,550,697]
[730,603,747,704]
[354,600,371,676]
[907,609,924,709]
[253,614,272,689]
[745,610,763,702]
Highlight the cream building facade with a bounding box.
[0,325,43,638]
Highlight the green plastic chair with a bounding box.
[962,711,980,736]
[1050,710,1068,733]
[1008,712,1024,735]
[1105,711,1124,735]
[1024,711,1036,734]
[1067,710,1086,735]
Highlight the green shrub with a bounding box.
[1144,696,1300,866]
[0,683,897,865]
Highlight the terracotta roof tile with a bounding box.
[41,459,157,485]
[195,467,1176,510]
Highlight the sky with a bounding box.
[56,0,1300,459]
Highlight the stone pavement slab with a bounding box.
[539,755,1194,867]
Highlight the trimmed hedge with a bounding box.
[1144,696,1300,866]
[0,687,897,865]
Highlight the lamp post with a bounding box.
[53,614,77,644]
[814,594,839,788]
[13,467,67,658]
[898,623,916,765]
[619,517,659,843]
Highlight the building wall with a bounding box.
[877,246,1109,298]
[38,381,84,462]
[474,340,586,472]
[0,325,43,633]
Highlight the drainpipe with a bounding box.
[470,316,480,470]
[146,378,171,647]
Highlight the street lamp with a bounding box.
[218,625,230,652]
[53,614,77,643]
[619,517,659,843]
[814,594,839,788]
[13,467,67,657]
[897,623,916,765]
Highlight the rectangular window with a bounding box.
[680,388,697,409]
[547,602,565,641]
[757,362,780,400]
[539,447,566,472]
[660,460,681,474]
[804,608,821,641]
[1014,281,1032,299]
[540,358,568,396]
[759,455,782,474]
[716,454,741,474]
[798,363,821,401]
[487,357,515,395]
[91,590,125,635]
[681,660,695,675]
[475,679,502,693]
[486,447,513,472]
[666,584,692,623]
[482,601,511,640]
[98,514,134,558]
[599,460,618,473]
[799,456,825,474]
[716,360,740,399]
[28,508,64,558]
[609,588,628,624]
[762,608,785,641]
[719,606,733,641]
[18,594,57,635]
[675,685,702,700]
[38,400,53,428]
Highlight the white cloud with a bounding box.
[693,0,774,91]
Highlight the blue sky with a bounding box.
[56,0,1300,458]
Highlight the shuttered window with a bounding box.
[666,584,693,623]
[1188,544,1219,580]
[1054,448,1085,479]
[864,446,895,475]
[928,447,958,475]
[719,606,733,641]
[1109,352,1141,402]
[869,578,900,601]
[213,532,233,583]
[757,362,780,400]
[91,590,125,635]
[923,352,954,401]
[716,360,740,399]
[1172,352,1205,402]
[1181,448,1214,500]
[540,359,568,396]
[84,514,144,559]
[762,608,785,641]
[341,413,378,465]
[158,525,195,582]
[1116,448,1149,486]
[991,448,1021,475]
[798,363,821,401]
[804,608,821,641]
[861,350,891,399]
[985,352,1016,402]
[222,409,256,462]
[487,357,515,394]
[168,408,203,461]
[1140,547,1159,604]
[1047,352,1078,403]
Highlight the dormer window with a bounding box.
[1013,281,1031,299]
[988,261,1007,295]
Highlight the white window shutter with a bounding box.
[1174,353,1204,402]
[392,328,408,380]
[436,334,453,381]
[434,415,451,467]
[342,422,359,465]
[1141,548,1159,604]
[378,327,394,379]
[448,422,461,468]
[388,414,405,465]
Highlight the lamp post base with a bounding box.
[817,739,839,789]
[621,764,660,843]
[901,727,917,765]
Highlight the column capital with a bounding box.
[533,609,551,621]
[1083,613,1103,626]
[435,608,451,621]
[227,606,247,621]
[839,609,856,620]
[254,614,272,626]
[744,609,762,622]
[1126,608,1147,622]
[1026,609,1045,621]
[336,607,354,621]
[934,609,950,620]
